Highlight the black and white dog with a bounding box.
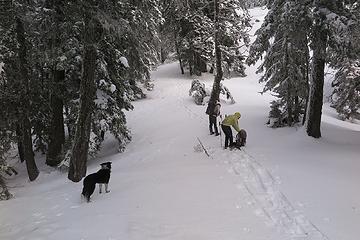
[82,162,112,202]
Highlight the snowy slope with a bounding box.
[1,7,360,240]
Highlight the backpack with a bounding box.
[205,102,215,115]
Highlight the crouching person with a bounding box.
[221,112,241,149]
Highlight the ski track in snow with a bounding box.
[168,73,330,240]
[221,150,330,240]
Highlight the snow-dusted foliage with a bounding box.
[329,2,360,120]
[0,128,16,200]
[248,0,359,132]
[188,79,235,105]
[174,0,214,76]
[0,0,162,180]
[120,0,162,95]
[220,83,236,104]
[244,0,266,8]
[267,100,283,128]
[306,0,358,137]
[189,79,207,105]
[217,0,251,77]
[247,0,310,127]
[161,0,250,77]
[332,59,360,120]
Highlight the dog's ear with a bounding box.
[100,162,112,169]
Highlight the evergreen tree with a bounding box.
[306,0,357,138]
[244,0,266,8]
[0,0,39,181]
[1,0,161,183]
[248,0,357,135]
[0,68,16,200]
[209,0,223,103]
[166,0,250,78]
[120,0,162,96]
[0,127,17,200]
[68,0,162,181]
[247,0,310,127]
[330,1,360,120]
[67,1,99,182]
[331,59,360,120]
[216,0,251,77]
[176,0,213,76]
[34,0,68,166]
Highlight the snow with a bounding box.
[110,84,116,93]
[1,7,360,240]
[120,56,129,68]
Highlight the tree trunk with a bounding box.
[294,95,300,123]
[22,116,39,181]
[189,50,194,76]
[209,0,223,103]
[193,52,202,76]
[286,83,293,126]
[160,46,167,63]
[302,49,310,126]
[46,69,65,166]
[199,58,207,73]
[306,20,327,138]
[174,32,184,74]
[16,17,39,181]
[285,39,292,126]
[68,44,96,182]
[68,42,97,182]
[68,5,101,182]
[15,123,24,162]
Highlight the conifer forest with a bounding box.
[1,1,360,240]
[0,0,359,201]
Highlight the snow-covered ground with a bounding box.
[1,7,360,240]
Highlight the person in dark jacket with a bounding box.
[206,100,221,136]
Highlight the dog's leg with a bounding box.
[99,184,103,194]
[105,183,110,193]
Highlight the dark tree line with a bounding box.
[0,0,161,187]
[159,0,251,108]
[160,0,251,78]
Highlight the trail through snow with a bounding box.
[135,61,330,240]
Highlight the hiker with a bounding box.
[205,100,221,136]
[221,112,241,149]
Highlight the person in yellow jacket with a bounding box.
[221,112,241,149]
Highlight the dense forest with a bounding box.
[0,0,359,199]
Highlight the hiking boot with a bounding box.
[210,132,214,135]
[215,133,219,136]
